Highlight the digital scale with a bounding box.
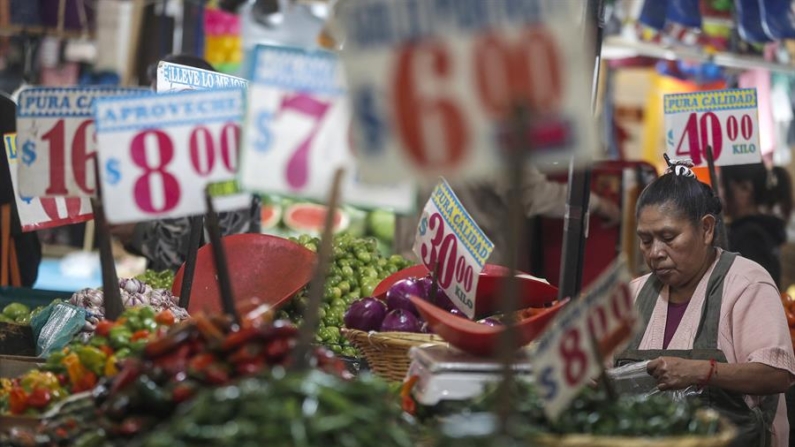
[406,344,534,406]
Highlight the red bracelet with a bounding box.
[699,359,717,389]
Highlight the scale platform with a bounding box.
[407,344,534,406]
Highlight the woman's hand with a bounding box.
[647,357,710,391]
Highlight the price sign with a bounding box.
[336,0,596,183]
[156,61,249,93]
[3,133,92,231]
[17,87,148,198]
[239,44,416,212]
[532,258,637,420]
[412,179,493,318]
[664,88,762,166]
[94,88,251,224]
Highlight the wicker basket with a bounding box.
[342,328,447,382]
[532,413,736,447]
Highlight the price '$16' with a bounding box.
[16,87,147,198]
[532,258,637,420]
[412,180,493,319]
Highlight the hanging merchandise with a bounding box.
[771,73,793,166]
[664,0,702,45]
[637,0,668,39]
[759,0,795,39]
[204,6,244,74]
[734,0,772,43]
[700,0,734,51]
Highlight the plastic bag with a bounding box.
[30,302,87,357]
[607,360,703,402]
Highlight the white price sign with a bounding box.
[412,179,493,318]
[156,61,249,93]
[664,88,762,167]
[16,87,148,198]
[532,258,637,420]
[337,0,596,183]
[240,44,416,212]
[3,133,92,231]
[94,88,251,224]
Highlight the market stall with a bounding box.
[2,0,795,446]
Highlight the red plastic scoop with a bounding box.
[411,296,568,357]
[373,264,559,319]
[171,234,316,316]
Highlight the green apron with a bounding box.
[616,251,779,447]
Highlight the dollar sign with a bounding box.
[20,196,33,205]
[105,159,121,185]
[21,141,36,166]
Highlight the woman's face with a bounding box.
[637,202,715,289]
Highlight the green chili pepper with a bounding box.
[76,346,108,376]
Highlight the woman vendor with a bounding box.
[615,161,795,447]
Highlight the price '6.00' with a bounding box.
[121,123,239,213]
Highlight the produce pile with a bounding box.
[0,302,49,326]
[423,381,721,446]
[69,278,189,325]
[135,270,175,291]
[15,316,349,446]
[0,307,176,416]
[278,234,413,357]
[344,276,501,334]
[137,370,414,447]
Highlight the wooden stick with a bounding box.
[203,190,239,325]
[1,204,9,287]
[178,215,203,309]
[92,162,123,320]
[293,168,345,371]
[82,220,95,252]
[9,240,20,287]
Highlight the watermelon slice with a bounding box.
[283,203,349,235]
[260,203,282,230]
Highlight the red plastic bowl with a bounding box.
[411,296,568,357]
[373,264,559,319]
[172,234,316,316]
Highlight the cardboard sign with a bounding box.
[3,133,92,231]
[17,87,148,198]
[412,179,493,318]
[239,44,416,212]
[336,0,596,183]
[94,88,251,224]
[156,61,249,93]
[664,88,762,167]
[532,257,637,420]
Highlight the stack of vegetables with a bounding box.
[344,276,501,334]
[0,307,177,417]
[4,316,352,446]
[68,279,189,329]
[135,270,175,291]
[0,302,50,326]
[278,234,413,357]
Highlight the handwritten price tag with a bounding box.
[664,88,762,167]
[412,180,493,318]
[94,88,251,224]
[156,61,249,93]
[16,87,148,198]
[532,258,637,420]
[3,133,92,231]
[239,44,415,212]
[337,0,596,184]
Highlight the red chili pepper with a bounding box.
[154,344,192,377]
[95,320,116,337]
[265,338,293,361]
[195,315,225,345]
[235,359,266,376]
[27,388,52,409]
[118,416,147,436]
[131,330,150,342]
[155,309,176,327]
[228,343,263,364]
[221,328,261,351]
[73,371,97,393]
[187,353,217,374]
[9,388,28,414]
[171,383,196,404]
[110,359,143,395]
[57,374,69,387]
[203,364,230,386]
[400,376,419,415]
[144,326,193,358]
[99,345,114,357]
